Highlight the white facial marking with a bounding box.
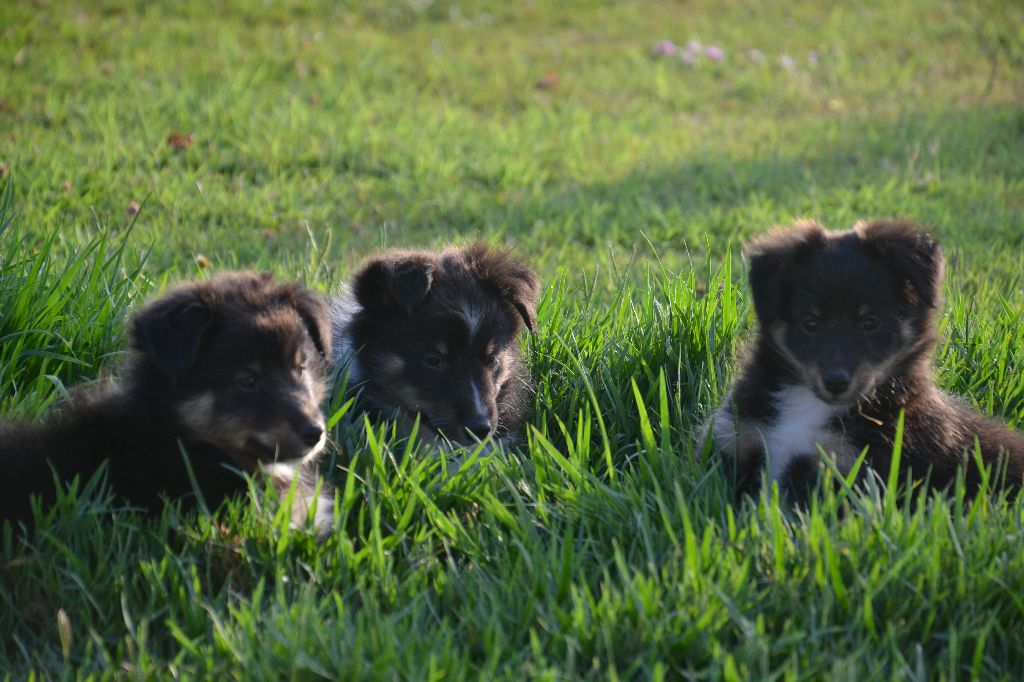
[379,353,405,374]
[765,385,841,484]
[177,392,215,430]
[471,379,486,417]
[461,301,484,339]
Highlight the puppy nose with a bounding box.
[463,418,493,440]
[822,370,851,395]
[299,422,324,447]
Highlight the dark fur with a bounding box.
[331,244,539,446]
[709,219,1024,503]
[0,272,334,533]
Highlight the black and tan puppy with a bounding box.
[330,244,539,447]
[0,272,334,535]
[708,219,1024,503]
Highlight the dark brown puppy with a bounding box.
[330,244,539,447]
[0,272,334,535]
[708,219,1024,503]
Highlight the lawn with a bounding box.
[2,0,1024,677]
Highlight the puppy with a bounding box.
[708,219,1024,503]
[330,244,539,447]
[0,272,335,536]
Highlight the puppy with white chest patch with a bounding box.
[330,244,539,448]
[0,272,335,537]
[708,219,1024,503]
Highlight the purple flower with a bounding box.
[779,54,796,71]
[651,39,678,58]
[747,49,765,63]
[705,45,725,61]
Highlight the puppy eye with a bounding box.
[801,316,820,334]
[423,353,444,369]
[236,374,259,390]
[860,315,880,332]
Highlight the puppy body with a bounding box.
[710,219,1024,502]
[330,244,539,447]
[0,272,335,535]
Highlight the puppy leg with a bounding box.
[263,463,335,541]
[780,454,821,507]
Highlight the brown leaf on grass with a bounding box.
[127,201,140,217]
[166,132,195,150]
[0,161,8,178]
[194,254,211,269]
[61,180,73,193]
[535,69,559,90]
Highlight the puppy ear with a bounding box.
[856,219,944,307]
[504,267,540,331]
[746,221,826,324]
[468,244,541,331]
[287,286,332,361]
[352,254,434,313]
[131,286,214,383]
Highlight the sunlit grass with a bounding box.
[1,0,1023,677]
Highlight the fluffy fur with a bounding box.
[708,218,1024,503]
[330,244,539,447]
[0,272,335,536]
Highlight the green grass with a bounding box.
[2,0,1024,678]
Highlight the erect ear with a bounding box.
[131,285,214,383]
[286,285,332,361]
[467,244,541,331]
[855,219,943,308]
[746,220,826,325]
[352,253,434,314]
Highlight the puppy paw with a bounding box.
[264,462,334,541]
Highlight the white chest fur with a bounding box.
[764,385,841,484]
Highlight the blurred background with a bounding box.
[2,0,1021,283]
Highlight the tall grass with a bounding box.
[3,190,1024,676]
[0,180,148,415]
[2,0,1024,677]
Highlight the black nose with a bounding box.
[299,422,324,447]
[822,370,851,396]
[463,418,493,440]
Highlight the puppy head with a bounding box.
[747,218,943,405]
[349,244,539,443]
[131,272,331,469]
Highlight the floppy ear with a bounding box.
[746,221,826,325]
[131,286,214,383]
[287,286,332,361]
[855,219,943,308]
[503,266,540,331]
[352,253,434,314]
[468,244,541,331]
